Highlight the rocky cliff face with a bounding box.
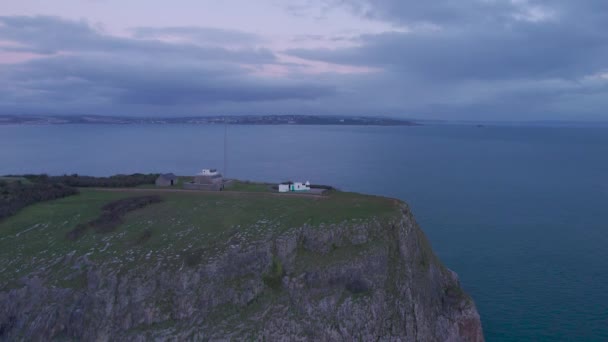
[0,203,483,341]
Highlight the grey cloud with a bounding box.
[291,0,608,81]
[0,16,335,115]
[287,22,608,81]
[285,1,608,81]
[290,34,355,43]
[2,4,608,121]
[277,0,608,120]
[0,16,275,63]
[131,26,263,45]
[0,16,98,54]
[333,0,608,27]
[334,0,519,26]
[0,54,334,107]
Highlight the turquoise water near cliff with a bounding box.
[1,124,607,341]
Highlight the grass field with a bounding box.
[224,180,274,192]
[0,187,400,289]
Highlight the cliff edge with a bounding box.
[0,189,483,341]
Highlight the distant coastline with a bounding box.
[0,114,418,126]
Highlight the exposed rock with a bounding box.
[0,204,483,341]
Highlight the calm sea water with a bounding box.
[1,124,608,341]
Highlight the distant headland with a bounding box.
[0,114,418,126]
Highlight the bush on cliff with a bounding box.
[65,195,163,240]
[263,257,284,291]
[21,173,159,188]
[0,181,78,221]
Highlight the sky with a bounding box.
[1,0,607,121]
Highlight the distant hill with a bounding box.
[0,114,418,126]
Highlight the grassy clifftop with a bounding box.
[0,183,483,341]
[0,187,400,290]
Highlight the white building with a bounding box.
[199,169,219,176]
[279,181,311,192]
[293,181,311,191]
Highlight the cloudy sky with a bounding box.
[1,0,607,121]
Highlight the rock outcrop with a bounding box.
[0,203,483,341]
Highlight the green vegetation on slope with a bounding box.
[263,256,284,290]
[0,180,78,220]
[66,195,163,239]
[1,173,162,221]
[0,188,400,290]
[21,173,159,188]
[0,176,32,184]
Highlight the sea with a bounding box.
[1,124,607,341]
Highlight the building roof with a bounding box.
[158,173,177,181]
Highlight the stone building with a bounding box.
[155,173,178,187]
[183,169,223,191]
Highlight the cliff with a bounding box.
[0,189,483,341]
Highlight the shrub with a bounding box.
[263,256,284,290]
[49,173,159,188]
[66,195,163,239]
[0,181,78,221]
[184,248,204,267]
[345,278,370,294]
[22,173,159,188]
[65,224,89,241]
[1,173,160,221]
[310,184,335,191]
[135,229,153,245]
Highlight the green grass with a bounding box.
[0,187,400,289]
[0,190,135,288]
[135,184,158,189]
[262,256,284,290]
[224,180,274,192]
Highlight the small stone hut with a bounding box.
[156,173,178,187]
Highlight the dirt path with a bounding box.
[87,187,328,199]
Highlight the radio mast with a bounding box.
[223,117,227,179]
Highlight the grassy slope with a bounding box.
[0,188,400,289]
